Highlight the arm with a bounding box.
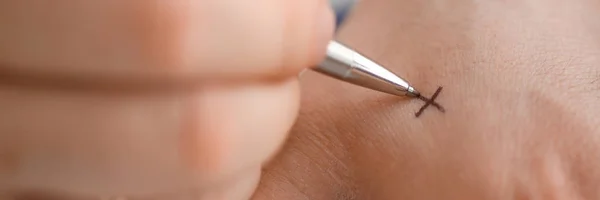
[253,0,600,199]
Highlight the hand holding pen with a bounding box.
[0,0,416,198]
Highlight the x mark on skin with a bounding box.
[415,86,445,117]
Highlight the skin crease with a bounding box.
[251,0,600,199]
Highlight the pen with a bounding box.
[314,41,420,97]
[313,0,420,97]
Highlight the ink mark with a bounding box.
[415,86,445,117]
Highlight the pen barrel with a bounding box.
[315,41,357,79]
[314,41,413,97]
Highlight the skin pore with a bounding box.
[252,0,600,199]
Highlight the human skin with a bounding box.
[3,0,600,199]
[252,0,600,199]
[0,0,334,199]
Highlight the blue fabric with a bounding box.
[330,0,356,30]
[335,8,350,28]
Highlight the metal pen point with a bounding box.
[313,41,420,97]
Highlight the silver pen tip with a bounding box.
[407,86,420,97]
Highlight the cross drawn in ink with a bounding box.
[415,86,445,117]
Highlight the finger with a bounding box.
[181,78,301,183]
[178,0,336,81]
[0,0,335,90]
[0,78,301,196]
